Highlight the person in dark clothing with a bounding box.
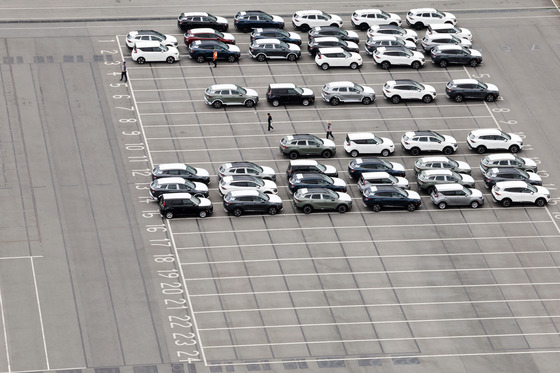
[120,61,127,82]
[326,121,334,140]
[267,113,274,131]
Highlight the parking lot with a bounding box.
[1,1,560,373]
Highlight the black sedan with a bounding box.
[188,40,241,63]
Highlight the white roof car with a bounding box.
[382,79,437,104]
[321,81,375,106]
[126,30,178,48]
[219,176,278,196]
[406,8,457,29]
[492,181,550,207]
[357,171,409,193]
[315,47,362,70]
[427,24,472,41]
[344,132,395,157]
[292,10,343,31]
[351,9,402,30]
[421,33,472,52]
[368,25,418,43]
[402,130,458,156]
[366,35,417,54]
[132,41,180,64]
[467,129,524,154]
[373,47,425,70]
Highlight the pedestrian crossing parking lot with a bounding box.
[115,2,560,371]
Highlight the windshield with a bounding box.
[317,163,326,172]
[251,164,263,173]
[434,10,445,17]
[237,86,247,95]
[208,15,217,22]
[379,159,391,168]
[295,86,304,94]
[254,178,264,186]
[501,131,511,140]
[191,195,201,204]
[354,84,364,92]
[323,175,334,184]
[478,81,488,89]
[514,155,525,165]
[324,189,337,198]
[449,159,459,168]
[450,35,461,43]
[433,132,445,142]
[153,31,165,39]
[381,11,391,18]
[526,184,537,193]
[215,30,224,37]
[184,164,196,174]
[373,135,383,143]
[340,40,348,47]
[279,41,289,49]
[161,45,169,52]
[258,191,269,200]
[339,29,348,36]
[342,50,351,57]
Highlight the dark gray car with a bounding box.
[293,188,352,214]
[280,134,336,159]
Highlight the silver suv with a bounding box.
[430,184,484,209]
[321,81,375,105]
[204,84,259,108]
[401,130,458,156]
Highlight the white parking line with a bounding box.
[0,255,43,260]
[30,258,49,370]
[0,288,10,372]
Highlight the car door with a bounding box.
[519,187,535,203]
[286,88,301,104]
[336,87,349,101]
[307,139,323,156]
[215,44,227,60]
[471,83,487,99]
[346,86,361,102]
[252,195,269,212]
[364,138,380,154]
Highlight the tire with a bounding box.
[287,54,297,62]
[212,101,223,109]
[330,23,339,27]
[381,149,390,157]
[509,145,520,153]
[196,55,205,63]
[362,97,372,105]
[391,95,401,104]
[137,57,145,64]
[485,94,496,102]
[410,147,421,156]
[321,63,329,70]
[227,55,237,63]
[302,99,310,106]
[411,61,421,69]
[501,198,512,207]
[359,23,369,31]
[535,198,547,207]
[381,61,390,70]
[407,203,417,212]
[454,94,464,103]
[336,204,348,213]
[300,24,310,32]
[476,145,487,154]
[470,201,480,209]
[289,151,299,160]
[166,56,175,64]
[443,146,453,155]
[256,54,266,62]
[438,60,448,68]
[414,22,424,30]
[271,99,280,107]
[233,208,243,217]
[469,59,479,67]
[199,210,207,218]
[268,206,278,215]
[350,62,358,70]
[372,203,381,212]
[321,150,333,158]
[350,149,359,158]
[330,97,340,106]
[438,202,447,210]
[303,205,313,214]
[165,212,173,219]
[244,100,255,108]
[422,95,433,103]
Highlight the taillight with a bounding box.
[317,55,322,59]
[361,180,365,185]
[289,167,292,173]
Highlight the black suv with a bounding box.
[151,163,210,184]
[234,10,285,32]
[286,160,338,179]
[308,26,360,44]
[431,45,482,68]
[159,193,213,219]
[223,190,283,216]
[249,39,301,62]
[308,37,359,56]
[251,28,302,45]
[362,185,422,212]
[188,40,241,63]
[348,158,406,179]
[445,79,499,102]
[266,83,315,106]
[288,173,347,193]
[483,167,542,188]
[177,12,229,32]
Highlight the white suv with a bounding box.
[401,130,458,156]
[126,30,178,48]
[292,10,342,31]
[132,41,180,64]
[219,176,278,196]
[467,129,524,154]
[383,80,436,104]
[406,8,457,30]
[492,181,550,207]
[315,47,362,70]
[344,132,395,157]
[373,47,425,70]
[421,33,472,52]
[351,9,401,31]
[368,25,418,43]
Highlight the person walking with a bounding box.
[212,50,218,67]
[326,121,334,140]
[120,61,127,82]
[267,113,274,131]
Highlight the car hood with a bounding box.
[509,133,523,143]
[395,176,409,187]
[443,12,456,20]
[412,51,425,59]
[460,39,472,48]
[288,43,301,51]
[272,15,284,23]
[322,138,336,147]
[330,14,343,23]
[404,40,416,49]
[332,178,346,187]
[522,158,537,168]
[195,167,209,177]
[469,49,482,57]
[406,190,421,200]
[228,45,241,52]
[424,84,437,94]
[535,186,550,195]
[167,35,178,44]
[301,88,314,97]
[390,162,405,172]
[362,86,375,95]
[199,198,212,207]
[347,30,359,39]
[346,41,359,49]
[262,166,276,177]
[380,137,394,147]
[216,16,228,24]
[336,192,352,202]
[324,165,338,174]
[263,179,278,189]
[288,32,302,40]
[470,189,483,198]
[461,174,475,184]
[485,83,499,92]
[194,182,208,192]
[443,135,457,144]
[245,88,259,97]
[268,194,282,203]
[456,161,471,172]
[527,172,542,183]
[223,32,235,41]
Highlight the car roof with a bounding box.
[134,41,163,47]
[269,83,296,88]
[355,9,384,14]
[317,47,345,53]
[290,159,319,166]
[311,26,340,32]
[433,183,464,191]
[294,173,323,179]
[253,38,282,44]
[449,78,478,85]
[222,175,258,182]
[369,35,398,41]
[229,190,260,197]
[488,167,520,173]
[354,157,383,164]
[410,8,438,13]
[378,46,407,52]
[157,163,187,171]
[421,169,453,176]
[434,44,463,50]
[425,33,455,40]
[297,187,331,194]
[209,84,240,90]
[181,12,209,17]
[192,39,223,46]
[407,130,437,136]
[286,134,316,140]
[485,153,516,161]
[347,132,375,139]
[361,171,390,179]
[161,193,193,200]
[393,79,419,85]
[313,37,341,43]
[368,185,399,192]
[372,24,400,30]
[470,128,502,136]
[495,180,530,188]
[229,161,258,167]
[189,28,218,33]
[325,81,355,88]
[155,177,186,184]
[295,10,324,15]
[429,24,456,30]
[418,156,450,163]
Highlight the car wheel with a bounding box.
[410,147,421,156]
[137,57,146,64]
[414,22,424,30]
[362,97,372,105]
[422,95,433,103]
[470,201,480,209]
[289,151,299,160]
[469,59,479,67]
[336,204,348,213]
[443,146,454,155]
[300,24,310,32]
[438,202,447,210]
[165,212,173,219]
[227,55,237,63]
[244,100,255,108]
[391,95,401,104]
[350,62,358,70]
[330,23,339,27]
[359,23,369,31]
[268,206,278,215]
[196,55,205,63]
[477,145,487,154]
[372,203,381,212]
[350,149,359,158]
[381,61,390,70]
[233,208,243,217]
[454,94,464,103]
[509,145,520,153]
[303,205,313,214]
[407,203,417,212]
[272,99,280,107]
[287,53,297,62]
[256,54,266,62]
[485,94,496,102]
[166,56,175,64]
[535,198,547,207]
[381,149,390,157]
[212,101,223,109]
[199,210,207,218]
[411,61,421,69]
[321,150,333,158]
[321,63,329,70]
[501,198,512,207]
[330,97,340,106]
[302,99,310,106]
